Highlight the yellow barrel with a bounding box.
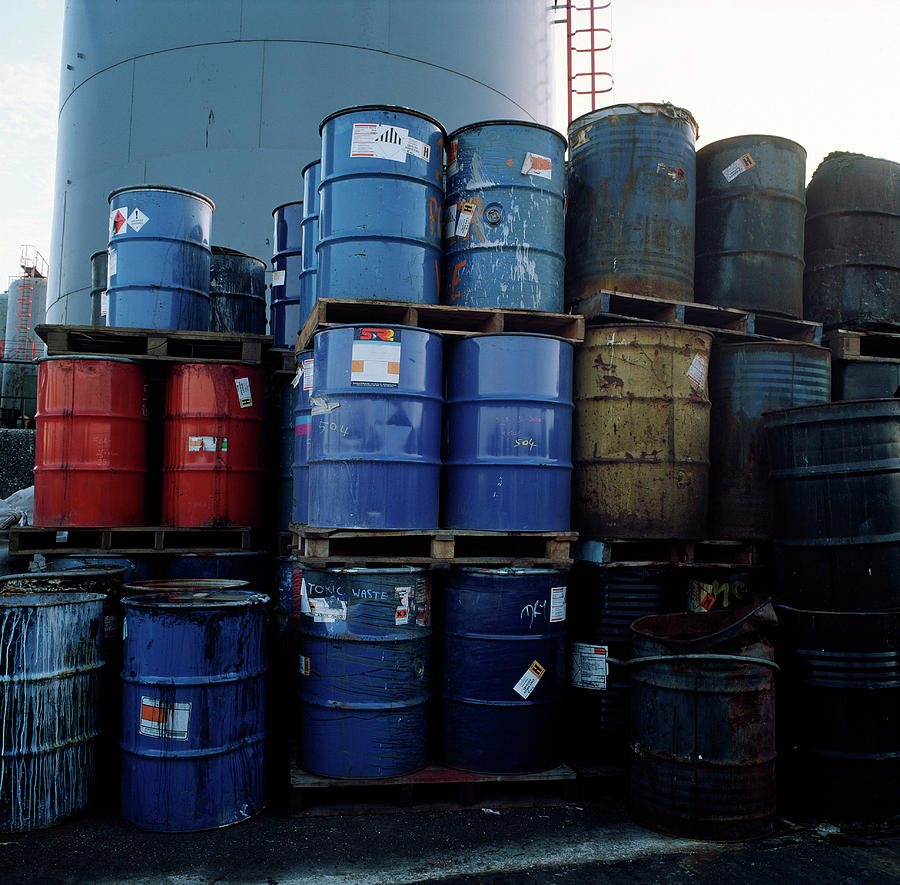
[573,324,712,539]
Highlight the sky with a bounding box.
[0,0,898,292]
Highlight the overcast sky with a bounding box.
[1,0,897,291]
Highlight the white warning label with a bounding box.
[456,201,476,238]
[109,206,128,237]
[107,247,116,279]
[140,697,191,740]
[404,135,431,162]
[549,586,567,623]
[521,152,553,179]
[350,122,408,162]
[722,153,756,182]
[127,207,149,232]
[351,329,401,387]
[272,269,286,286]
[188,436,223,452]
[308,597,347,623]
[686,353,709,389]
[568,643,609,690]
[100,292,109,318]
[302,357,314,391]
[513,660,546,699]
[235,376,253,408]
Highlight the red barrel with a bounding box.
[161,364,266,527]
[34,356,149,527]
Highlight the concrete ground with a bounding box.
[2,799,898,885]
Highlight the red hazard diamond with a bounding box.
[112,209,127,234]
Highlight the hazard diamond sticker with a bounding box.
[139,697,191,740]
[109,207,128,237]
[127,207,149,232]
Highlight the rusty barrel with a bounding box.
[0,591,105,832]
[566,102,698,306]
[34,356,149,527]
[695,135,807,317]
[161,363,267,527]
[573,324,711,539]
[708,341,831,539]
[804,152,900,327]
[629,601,778,840]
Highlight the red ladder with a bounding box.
[561,0,614,124]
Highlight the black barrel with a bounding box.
[776,605,900,819]
[832,358,900,400]
[764,399,900,611]
[90,250,108,327]
[565,563,679,763]
[208,246,267,334]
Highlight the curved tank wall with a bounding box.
[46,0,554,326]
[1,278,47,419]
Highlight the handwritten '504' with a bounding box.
[320,421,350,436]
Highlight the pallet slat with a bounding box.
[573,538,771,568]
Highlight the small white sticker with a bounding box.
[456,201,476,238]
[302,358,314,392]
[521,152,553,179]
[235,377,253,408]
[272,269,285,286]
[513,660,546,699]
[722,153,756,182]
[686,353,709,389]
[308,597,347,623]
[109,206,127,237]
[140,697,191,740]
[55,530,68,542]
[350,122,408,162]
[299,656,311,676]
[568,643,609,690]
[549,586,567,623]
[395,586,412,625]
[127,207,149,232]
[100,291,109,317]
[188,435,218,452]
[404,135,431,162]
[107,247,116,279]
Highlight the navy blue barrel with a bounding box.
[292,567,431,778]
[292,349,313,526]
[708,342,831,540]
[107,185,214,331]
[443,334,573,531]
[318,106,446,304]
[208,247,267,334]
[271,201,303,347]
[0,591,104,832]
[119,589,268,831]
[155,555,268,583]
[764,399,900,611]
[309,325,443,529]
[566,103,698,306]
[300,160,321,321]
[90,249,107,326]
[434,568,567,774]
[443,121,567,311]
[695,135,807,318]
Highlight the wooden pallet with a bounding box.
[8,525,270,554]
[569,290,822,344]
[268,346,299,375]
[293,527,577,568]
[290,763,578,816]
[824,328,900,360]
[573,538,772,568]
[296,298,585,351]
[36,324,272,364]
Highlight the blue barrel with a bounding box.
[271,201,303,347]
[565,103,698,305]
[107,185,214,330]
[443,121,567,311]
[708,342,831,539]
[300,160,321,321]
[156,554,268,584]
[443,334,573,531]
[318,105,446,304]
[293,567,431,778]
[0,591,104,831]
[435,568,567,774]
[278,379,297,531]
[292,349,313,525]
[119,588,268,831]
[309,325,443,529]
[208,246,267,334]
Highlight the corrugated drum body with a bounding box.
[573,325,711,539]
[443,334,573,531]
[629,605,778,841]
[566,103,698,305]
[804,153,900,326]
[435,569,567,774]
[318,107,445,304]
[708,342,831,539]
[309,325,442,529]
[0,592,104,832]
[107,185,213,331]
[162,364,267,527]
[292,350,313,526]
[293,568,431,778]
[695,135,807,317]
[832,359,900,400]
[443,122,566,311]
[119,590,268,832]
[34,357,149,527]
[271,201,303,348]
[208,247,267,334]
[776,605,900,817]
[764,399,900,611]
[300,162,321,323]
